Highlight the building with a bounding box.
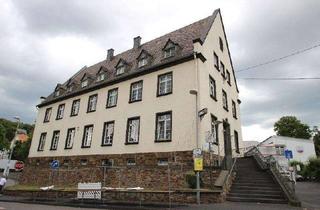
[16,129,29,143]
[242,140,259,153]
[23,9,243,188]
[257,136,316,167]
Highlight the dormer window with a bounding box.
[54,90,60,97]
[164,47,175,58]
[97,73,105,82]
[115,59,128,76]
[67,85,73,92]
[138,58,148,68]
[163,39,178,59]
[81,79,88,88]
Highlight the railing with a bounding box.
[222,157,237,191]
[245,147,300,206]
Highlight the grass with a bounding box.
[5,184,77,191]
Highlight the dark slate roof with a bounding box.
[39,9,220,107]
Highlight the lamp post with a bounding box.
[189,89,201,205]
[3,116,20,178]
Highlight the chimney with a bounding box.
[107,48,114,61]
[133,36,141,48]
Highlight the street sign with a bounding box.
[194,158,203,171]
[193,148,202,158]
[50,160,60,169]
[198,108,208,118]
[285,150,293,159]
[15,161,24,171]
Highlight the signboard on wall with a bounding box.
[285,150,293,159]
[194,158,203,171]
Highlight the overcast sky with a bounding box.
[0,0,319,141]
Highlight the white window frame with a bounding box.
[82,125,94,148]
[56,104,65,120]
[130,81,143,102]
[65,128,75,149]
[97,73,105,82]
[158,73,172,96]
[87,95,97,112]
[222,90,228,110]
[213,52,219,69]
[156,112,172,141]
[164,47,175,58]
[71,100,80,116]
[116,65,125,75]
[102,121,114,146]
[107,89,118,107]
[127,158,136,166]
[209,76,216,99]
[220,61,225,76]
[232,100,237,119]
[81,79,88,88]
[50,131,60,150]
[44,108,52,122]
[38,133,46,151]
[138,58,148,68]
[126,117,140,144]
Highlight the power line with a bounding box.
[238,77,320,81]
[236,43,320,73]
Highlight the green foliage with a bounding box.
[0,118,34,161]
[186,171,203,189]
[274,116,312,139]
[290,160,304,175]
[313,131,320,157]
[301,158,320,181]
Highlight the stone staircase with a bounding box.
[227,157,287,204]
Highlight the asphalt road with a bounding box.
[296,181,320,210]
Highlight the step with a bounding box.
[230,189,283,195]
[232,183,278,187]
[228,193,285,199]
[231,185,281,191]
[226,196,287,204]
[235,179,274,184]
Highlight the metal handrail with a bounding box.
[245,147,300,205]
[222,157,237,190]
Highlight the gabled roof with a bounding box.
[39,9,220,107]
[137,49,152,60]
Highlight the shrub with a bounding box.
[186,171,203,189]
[302,158,320,181]
[290,160,304,175]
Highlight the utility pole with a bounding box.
[3,116,20,178]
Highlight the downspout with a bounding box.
[193,52,200,148]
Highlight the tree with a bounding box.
[274,116,312,139]
[0,124,9,150]
[313,130,320,157]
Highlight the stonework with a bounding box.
[20,151,220,190]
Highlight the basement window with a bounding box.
[157,158,168,166]
[127,158,136,166]
[101,159,114,167]
[80,159,88,166]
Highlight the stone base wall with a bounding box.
[21,151,221,190]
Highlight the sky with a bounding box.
[0,0,319,141]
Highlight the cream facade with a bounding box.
[29,9,242,160]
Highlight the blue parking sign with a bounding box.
[285,150,293,159]
[50,160,60,169]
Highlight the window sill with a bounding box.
[37,150,44,152]
[155,139,172,143]
[157,92,172,97]
[81,145,91,148]
[125,142,139,145]
[129,99,142,104]
[214,65,219,71]
[43,120,50,123]
[223,107,229,112]
[55,118,63,120]
[70,114,78,117]
[233,116,238,120]
[210,95,218,101]
[101,144,113,147]
[228,82,231,86]
[106,105,117,109]
[64,147,73,150]
[49,148,57,151]
[87,110,96,113]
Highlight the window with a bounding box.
[101,121,114,146]
[138,58,148,68]
[56,104,65,120]
[164,47,175,58]
[127,158,136,166]
[116,65,125,75]
[54,90,60,97]
[129,81,143,102]
[50,130,60,150]
[211,115,219,145]
[101,159,113,167]
[81,79,88,88]
[155,111,172,142]
[232,100,237,119]
[80,159,88,166]
[97,73,105,82]
[44,107,52,123]
[38,132,47,151]
[226,70,231,85]
[213,52,219,70]
[126,117,140,144]
[209,76,217,100]
[220,61,225,76]
[275,145,285,156]
[65,128,75,149]
[63,159,70,166]
[219,37,224,52]
[67,85,73,92]
[82,125,94,148]
[222,90,228,111]
[87,94,98,112]
[106,88,118,108]
[157,158,168,166]
[157,72,172,96]
[71,99,80,116]
[234,130,239,153]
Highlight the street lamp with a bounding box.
[3,116,21,177]
[189,89,201,204]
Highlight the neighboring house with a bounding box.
[23,9,243,187]
[242,140,259,153]
[16,129,28,143]
[258,136,316,165]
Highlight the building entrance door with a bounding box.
[223,119,232,170]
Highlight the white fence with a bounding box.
[77,182,102,199]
